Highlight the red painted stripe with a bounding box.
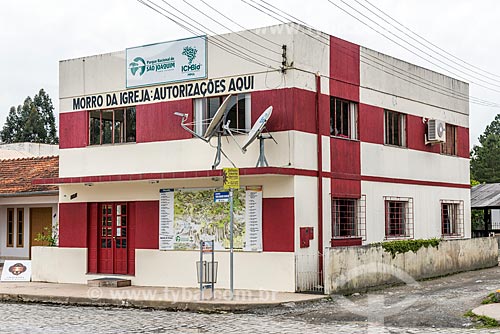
[59,111,89,149]
[136,100,193,143]
[330,36,360,102]
[362,175,470,189]
[262,197,294,252]
[59,202,88,247]
[33,167,318,185]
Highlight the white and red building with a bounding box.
[33,23,470,292]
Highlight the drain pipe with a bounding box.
[315,73,324,283]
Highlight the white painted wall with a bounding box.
[361,142,470,185]
[59,175,293,204]
[31,247,295,292]
[58,130,317,178]
[361,180,471,243]
[360,47,469,122]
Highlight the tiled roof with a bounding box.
[0,156,59,195]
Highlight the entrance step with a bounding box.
[87,277,131,288]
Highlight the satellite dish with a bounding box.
[204,95,233,139]
[242,106,273,152]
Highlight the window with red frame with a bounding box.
[384,197,413,239]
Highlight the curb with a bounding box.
[0,293,328,312]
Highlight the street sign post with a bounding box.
[222,168,239,300]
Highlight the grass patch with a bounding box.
[464,310,500,328]
[482,292,500,305]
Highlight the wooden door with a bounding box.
[30,208,52,247]
[98,203,128,274]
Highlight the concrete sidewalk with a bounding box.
[473,303,500,322]
[0,279,325,312]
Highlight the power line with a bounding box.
[362,0,500,80]
[181,0,281,56]
[157,0,281,65]
[137,0,279,70]
[326,0,500,92]
[197,0,282,48]
[239,0,500,108]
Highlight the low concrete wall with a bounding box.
[31,247,296,292]
[324,237,498,294]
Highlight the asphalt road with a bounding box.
[253,265,500,329]
[1,266,500,333]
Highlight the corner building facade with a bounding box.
[36,23,470,292]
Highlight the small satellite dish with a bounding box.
[242,106,273,152]
[204,95,233,139]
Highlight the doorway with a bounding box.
[98,203,128,274]
[30,207,53,251]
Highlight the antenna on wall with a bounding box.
[225,106,276,167]
[174,95,236,170]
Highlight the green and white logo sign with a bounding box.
[126,36,207,88]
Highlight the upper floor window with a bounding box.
[330,97,358,139]
[194,94,251,137]
[384,110,406,147]
[441,124,457,156]
[89,108,136,145]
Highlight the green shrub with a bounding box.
[372,238,441,258]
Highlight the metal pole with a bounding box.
[229,188,234,300]
[199,240,203,301]
[211,240,215,300]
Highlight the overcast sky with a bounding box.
[1,0,499,147]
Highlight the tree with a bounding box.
[0,89,58,144]
[471,114,500,183]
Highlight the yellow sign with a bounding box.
[223,168,240,189]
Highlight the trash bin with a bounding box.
[196,261,218,284]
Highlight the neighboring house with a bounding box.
[0,143,59,158]
[0,156,59,263]
[34,23,470,292]
[471,183,500,237]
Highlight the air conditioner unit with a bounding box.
[426,119,446,144]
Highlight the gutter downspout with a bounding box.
[315,73,324,284]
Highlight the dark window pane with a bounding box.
[107,239,112,248]
[101,111,113,144]
[101,239,107,248]
[126,108,136,142]
[114,109,124,144]
[122,239,127,248]
[116,239,121,248]
[90,111,101,145]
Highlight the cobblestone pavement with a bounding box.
[0,302,499,334]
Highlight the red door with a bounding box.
[98,203,128,274]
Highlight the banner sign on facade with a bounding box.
[126,36,207,88]
[71,75,255,111]
[1,260,32,282]
[159,187,263,252]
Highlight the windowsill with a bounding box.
[442,234,463,239]
[330,135,359,142]
[383,143,408,149]
[87,142,137,148]
[384,236,413,240]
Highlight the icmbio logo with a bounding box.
[129,57,146,76]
